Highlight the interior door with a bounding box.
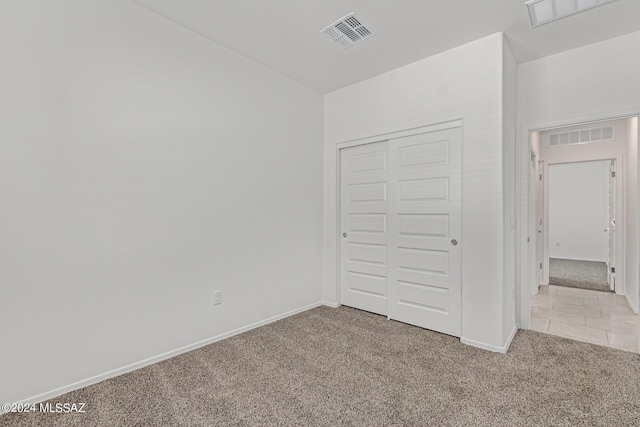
[607,159,616,290]
[340,141,389,315]
[387,127,462,337]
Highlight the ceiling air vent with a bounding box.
[527,0,620,28]
[321,13,375,49]
[548,125,615,147]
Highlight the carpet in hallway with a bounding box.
[549,258,610,292]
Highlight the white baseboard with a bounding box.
[503,325,519,352]
[6,301,323,413]
[461,325,518,354]
[625,294,639,314]
[322,301,340,308]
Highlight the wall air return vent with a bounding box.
[548,125,615,147]
[527,0,620,28]
[321,13,376,49]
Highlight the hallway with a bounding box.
[531,285,638,352]
[548,258,609,292]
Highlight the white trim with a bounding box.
[526,111,640,134]
[4,301,323,412]
[626,294,639,314]
[322,301,341,308]
[334,141,342,309]
[461,325,518,354]
[504,324,519,352]
[336,119,464,150]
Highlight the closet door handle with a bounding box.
[450,239,458,246]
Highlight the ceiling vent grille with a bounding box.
[527,0,620,28]
[548,125,615,147]
[321,13,375,49]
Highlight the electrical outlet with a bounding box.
[213,290,222,305]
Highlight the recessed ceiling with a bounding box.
[130,0,640,94]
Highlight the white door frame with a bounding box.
[530,149,543,295]
[542,156,623,294]
[335,119,463,309]
[517,110,639,332]
[607,159,617,290]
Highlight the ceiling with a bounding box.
[131,0,640,94]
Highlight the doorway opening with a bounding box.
[523,116,639,352]
[547,160,614,293]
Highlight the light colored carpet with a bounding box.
[549,258,610,292]
[2,306,639,426]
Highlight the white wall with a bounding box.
[548,161,609,262]
[626,117,639,311]
[0,0,323,405]
[518,32,640,125]
[503,40,518,343]
[324,33,514,351]
[517,31,640,323]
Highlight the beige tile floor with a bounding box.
[531,285,639,352]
